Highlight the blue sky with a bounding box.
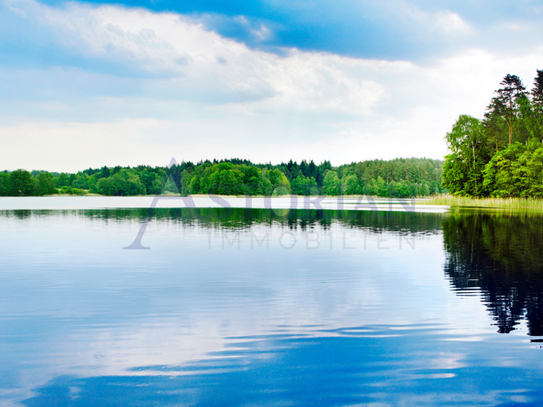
[32,0,543,59]
[1,0,543,171]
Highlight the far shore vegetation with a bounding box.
[0,158,444,199]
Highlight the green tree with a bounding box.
[396,180,412,198]
[148,173,166,195]
[363,179,378,196]
[36,172,57,196]
[0,172,10,196]
[493,74,526,145]
[531,69,543,143]
[341,174,361,195]
[291,175,318,195]
[242,166,265,195]
[483,106,506,153]
[523,146,543,197]
[9,170,36,196]
[96,169,145,196]
[88,174,100,193]
[376,176,388,197]
[442,115,491,196]
[322,170,341,195]
[482,142,526,197]
[180,170,193,196]
[72,173,89,189]
[55,173,71,188]
[516,94,540,142]
[266,169,290,195]
[163,178,179,194]
[207,165,244,195]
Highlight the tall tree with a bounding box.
[531,69,543,143]
[493,74,526,145]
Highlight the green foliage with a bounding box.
[482,141,543,198]
[266,169,291,195]
[341,174,361,195]
[9,170,36,196]
[0,172,10,196]
[180,163,292,196]
[96,169,145,196]
[490,74,526,145]
[149,173,166,195]
[177,157,442,198]
[442,115,492,196]
[290,175,318,196]
[443,70,543,198]
[88,174,100,193]
[196,163,246,195]
[1,157,444,198]
[60,186,87,195]
[523,147,543,197]
[322,170,341,195]
[187,163,268,196]
[179,170,193,196]
[54,173,71,188]
[36,172,57,196]
[72,173,89,189]
[336,157,444,198]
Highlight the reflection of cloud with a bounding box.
[0,217,450,402]
[2,212,543,405]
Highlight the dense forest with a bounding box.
[443,69,543,197]
[0,157,444,198]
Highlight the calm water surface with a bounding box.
[0,205,542,406]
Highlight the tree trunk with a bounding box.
[509,122,513,145]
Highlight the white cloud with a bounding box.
[1,0,543,171]
[253,24,272,41]
[390,2,471,37]
[435,11,471,34]
[2,0,389,108]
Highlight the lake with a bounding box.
[0,198,542,406]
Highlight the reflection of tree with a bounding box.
[0,208,444,235]
[443,213,543,336]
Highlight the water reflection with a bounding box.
[21,325,543,407]
[0,207,444,234]
[1,208,543,406]
[443,212,543,337]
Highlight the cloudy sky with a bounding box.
[1,0,543,172]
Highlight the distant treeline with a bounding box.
[443,70,543,197]
[0,157,444,198]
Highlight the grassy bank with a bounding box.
[420,194,543,211]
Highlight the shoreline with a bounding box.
[419,194,543,212]
[3,194,543,213]
[0,195,449,213]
